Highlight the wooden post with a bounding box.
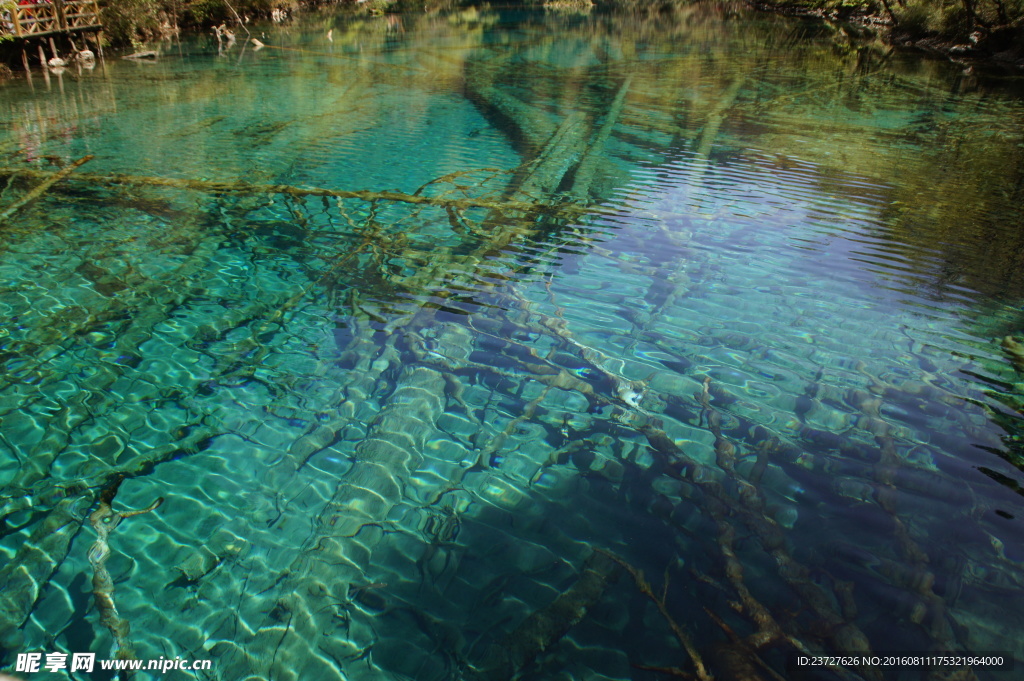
[48,36,59,61]
[22,48,34,89]
[92,0,105,63]
[53,0,66,30]
[38,44,51,87]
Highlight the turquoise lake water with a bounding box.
[2,4,1024,680]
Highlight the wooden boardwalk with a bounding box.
[1,0,102,39]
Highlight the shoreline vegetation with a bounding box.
[0,0,1021,72]
[752,0,1024,67]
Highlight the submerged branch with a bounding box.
[472,551,621,680]
[0,156,94,224]
[88,476,164,665]
[0,167,618,218]
[596,549,712,681]
[0,493,94,654]
[572,75,634,198]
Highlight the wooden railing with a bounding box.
[1,0,102,38]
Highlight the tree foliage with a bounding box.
[98,0,304,44]
[890,0,1024,43]
[1,0,17,43]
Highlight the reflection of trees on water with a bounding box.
[510,4,1024,305]
[269,1,1024,306]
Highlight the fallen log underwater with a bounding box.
[87,476,164,665]
[0,167,618,219]
[0,493,93,653]
[0,155,94,224]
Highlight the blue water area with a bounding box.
[1,4,1024,681]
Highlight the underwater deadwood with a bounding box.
[88,476,164,664]
[472,551,622,680]
[596,549,712,681]
[0,167,617,218]
[0,156,93,223]
[0,493,94,657]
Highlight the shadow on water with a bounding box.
[1,3,1024,681]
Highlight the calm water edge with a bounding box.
[2,4,1024,680]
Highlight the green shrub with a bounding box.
[938,2,972,36]
[98,0,303,45]
[894,0,1024,38]
[895,0,942,33]
[184,0,230,25]
[1,0,17,42]
[100,0,164,43]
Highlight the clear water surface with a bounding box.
[2,4,1024,681]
